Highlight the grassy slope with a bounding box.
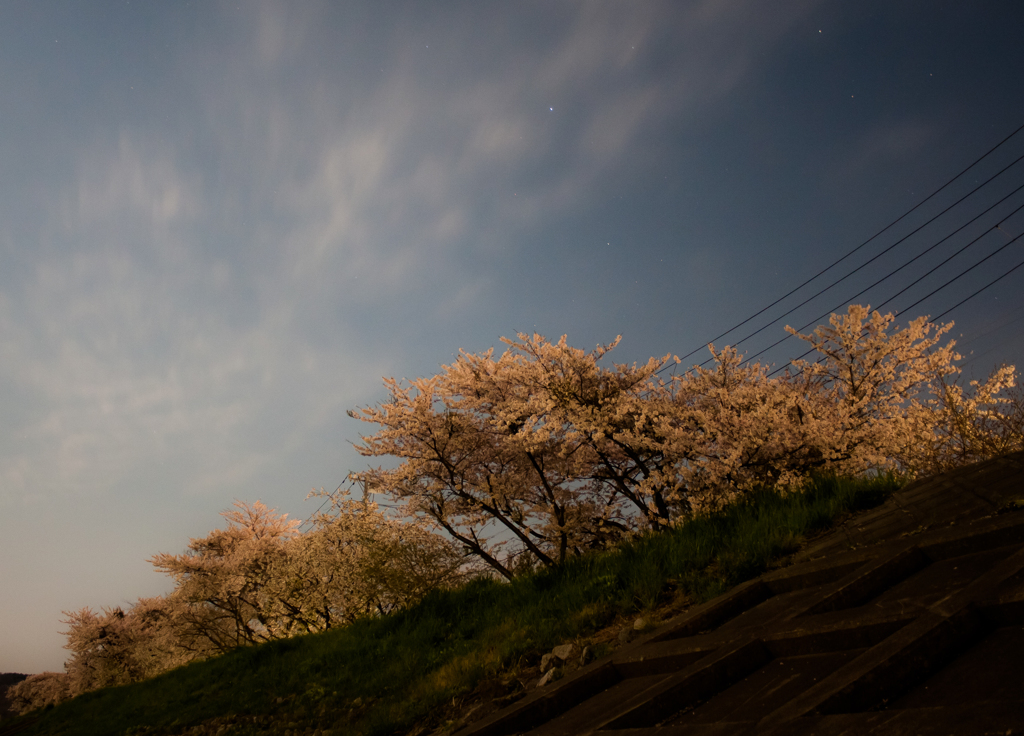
[12,473,900,736]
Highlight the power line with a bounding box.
[746,197,1024,367]
[875,224,1023,314]
[958,303,1024,373]
[298,480,346,531]
[667,119,1024,373]
[956,300,1024,359]
[926,234,1024,322]
[765,229,1024,378]
[695,151,1024,371]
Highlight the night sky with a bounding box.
[3,1,1024,674]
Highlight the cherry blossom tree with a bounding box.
[284,487,465,626]
[150,496,463,646]
[7,672,70,716]
[149,500,302,652]
[904,365,1022,473]
[59,596,199,697]
[661,306,960,508]
[655,345,827,512]
[351,306,1020,573]
[785,305,959,470]
[489,333,680,531]
[349,335,672,578]
[15,497,463,713]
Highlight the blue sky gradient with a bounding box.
[3,1,1024,673]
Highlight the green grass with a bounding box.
[11,472,900,736]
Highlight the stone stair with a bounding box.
[458,452,1024,736]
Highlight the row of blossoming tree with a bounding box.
[9,493,464,714]
[347,305,1021,578]
[10,306,1022,714]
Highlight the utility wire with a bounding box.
[667,120,1024,373]
[915,231,1024,322]
[956,301,1024,358]
[766,228,1024,377]
[299,480,346,530]
[959,304,1024,373]
[746,197,1024,367]
[687,150,1024,372]
[874,225,1023,315]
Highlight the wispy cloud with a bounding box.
[0,128,383,507]
[0,0,831,672]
